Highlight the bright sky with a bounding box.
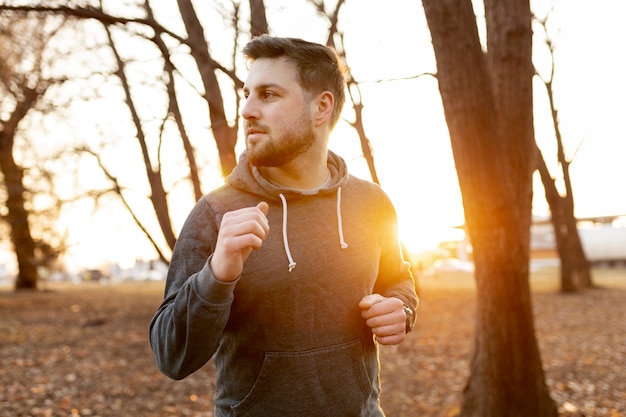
[3,0,625,274]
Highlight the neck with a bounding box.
[260,149,329,190]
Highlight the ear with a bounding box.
[313,91,335,127]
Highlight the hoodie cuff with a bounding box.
[194,255,239,304]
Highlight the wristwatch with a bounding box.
[403,304,416,334]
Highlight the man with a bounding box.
[150,35,418,417]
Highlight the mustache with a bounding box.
[246,123,269,134]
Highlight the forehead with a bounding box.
[243,57,300,91]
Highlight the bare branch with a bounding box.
[77,145,169,264]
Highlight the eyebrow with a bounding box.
[243,83,285,94]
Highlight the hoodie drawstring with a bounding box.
[279,194,297,272]
[278,189,348,272]
[337,187,349,249]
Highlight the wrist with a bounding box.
[403,304,416,334]
[209,256,239,283]
[196,260,238,303]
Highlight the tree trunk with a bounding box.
[250,0,268,37]
[536,147,577,292]
[0,84,41,290]
[0,137,39,290]
[537,67,593,290]
[557,145,593,289]
[422,0,557,415]
[178,0,238,176]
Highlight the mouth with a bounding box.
[246,126,266,139]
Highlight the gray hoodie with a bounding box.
[150,151,417,417]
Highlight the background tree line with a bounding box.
[0,0,607,415]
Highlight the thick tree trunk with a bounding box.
[0,84,41,290]
[422,0,557,415]
[0,135,39,290]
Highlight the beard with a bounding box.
[246,113,316,168]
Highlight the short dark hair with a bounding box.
[243,35,346,127]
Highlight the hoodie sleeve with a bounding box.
[373,191,419,313]
[149,198,233,380]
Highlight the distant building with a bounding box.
[530,216,558,259]
[443,215,626,267]
[531,215,626,266]
[0,264,9,285]
[108,259,168,282]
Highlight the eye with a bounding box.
[262,91,275,99]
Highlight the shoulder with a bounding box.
[180,184,248,229]
[202,183,258,211]
[340,175,399,226]
[344,175,392,204]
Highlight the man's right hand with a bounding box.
[210,202,269,282]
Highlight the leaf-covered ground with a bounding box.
[0,267,624,417]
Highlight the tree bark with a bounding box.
[533,14,593,290]
[145,1,203,202]
[422,0,557,415]
[0,87,41,290]
[250,0,268,37]
[177,0,238,176]
[535,146,577,292]
[542,80,593,290]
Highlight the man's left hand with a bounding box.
[359,294,407,345]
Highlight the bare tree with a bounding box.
[0,16,65,290]
[145,1,203,202]
[76,146,170,264]
[1,1,244,177]
[421,0,557,415]
[534,11,593,292]
[0,1,387,274]
[0,1,251,260]
[103,19,177,252]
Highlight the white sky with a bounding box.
[3,0,625,274]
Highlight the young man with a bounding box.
[150,35,418,417]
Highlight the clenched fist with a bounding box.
[210,202,269,282]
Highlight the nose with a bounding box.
[241,94,259,121]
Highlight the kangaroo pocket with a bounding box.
[231,339,374,417]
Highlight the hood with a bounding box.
[226,150,349,200]
[226,150,350,272]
